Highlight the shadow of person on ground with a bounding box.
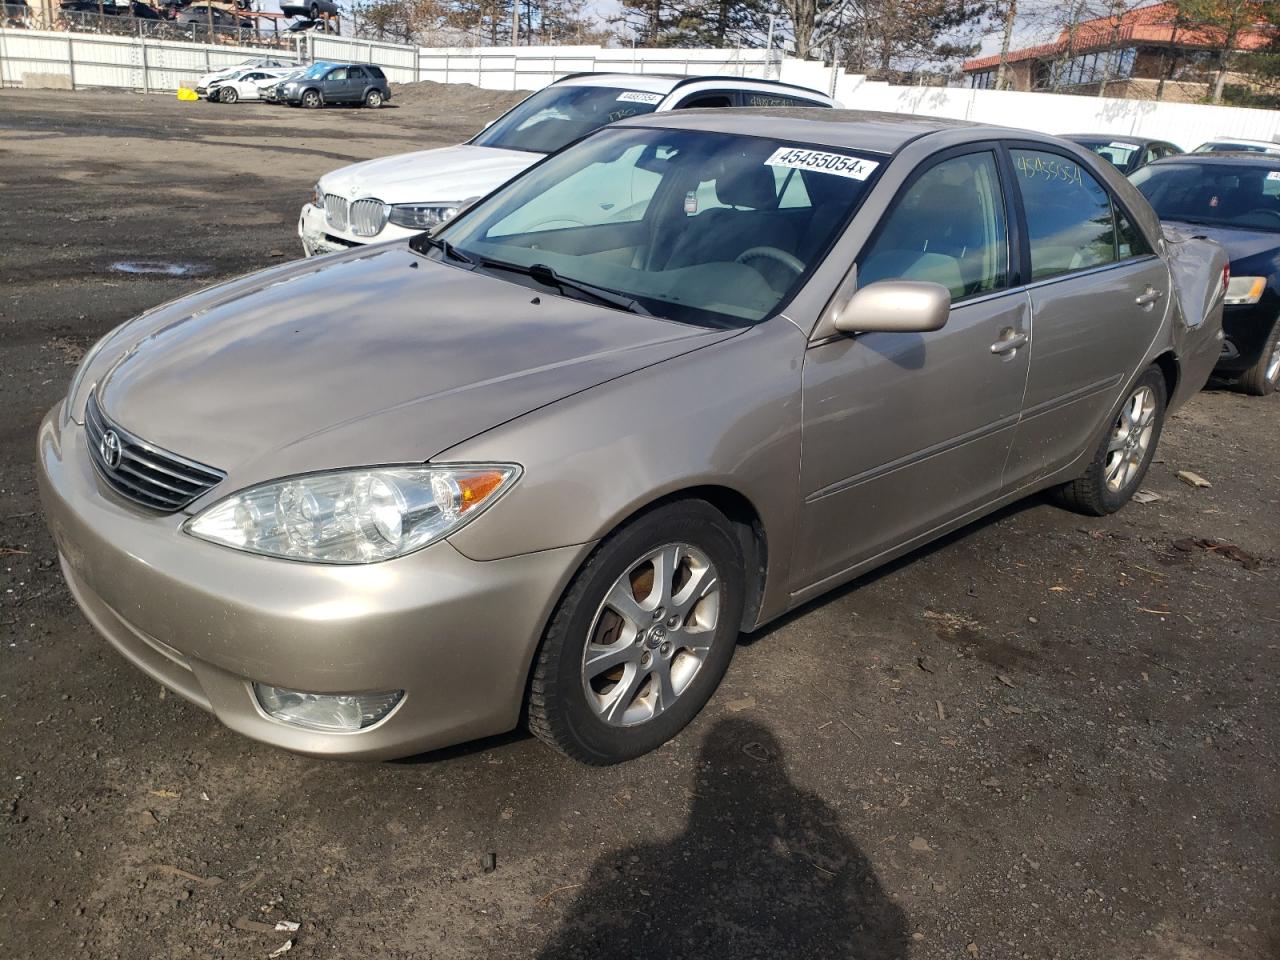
[536,717,909,960]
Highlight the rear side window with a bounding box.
[858,151,1009,301]
[742,92,827,108]
[675,92,736,109]
[1012,149,1117,279]
[349,66,368,79]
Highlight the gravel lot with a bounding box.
[1,87,1278,960]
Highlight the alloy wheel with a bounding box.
[1266,336,1280,385]
[581,543,720,727]
[1105,385,1157,493]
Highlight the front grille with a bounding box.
[323,194,386,237]
[85,392,225,513]
[323,193,349,231]
[349,198,388,237]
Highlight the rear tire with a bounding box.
[1055,365,1167,516]
[300,88,321,109]
[527,500,746,765]
[1239,319,1280,397]
[364,89,383,108]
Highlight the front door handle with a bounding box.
[1135,286,1165,307]
[990,329,1029,355]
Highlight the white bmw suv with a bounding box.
[298,72,836,256]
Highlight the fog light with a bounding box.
[254,684,403,732]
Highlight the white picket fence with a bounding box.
[2,27,1277,148]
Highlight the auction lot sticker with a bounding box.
[765,147,879,180]
[617,91,662,104]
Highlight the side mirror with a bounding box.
[833,280,951,335]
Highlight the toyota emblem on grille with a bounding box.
[99,430,122,470]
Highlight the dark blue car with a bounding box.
[1132,154,1280,395]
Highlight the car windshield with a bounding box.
[470,85,665,155]
[299,62,332,79]
[1073,138,1140,169]
[1132,162,1280,232]
[437,126,880,327]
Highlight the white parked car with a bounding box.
[205,67,295,104]
[194,57,295,99]
[298,72,836,256]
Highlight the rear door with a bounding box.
[347,66,369,101]
[793,146,1031,591]
[1000,143,1170,488]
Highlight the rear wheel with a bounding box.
[300,88,321,109]
[1239,319,1280,397]
[1055,365,1166,516]
[364,88,383,108]
[527,500,746,765]
[219,85,238,104]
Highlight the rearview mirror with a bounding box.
[833,280,951,335]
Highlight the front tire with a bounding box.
[219,85,238,104]
[300,89,321,109]
[1056,365,1167,516]
[1239,319,1280,397]
[527,500,746,765]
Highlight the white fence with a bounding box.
[2,27,1277,147]
[0,28,301,91]
[842,79,1280,152]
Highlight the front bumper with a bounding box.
[1216,301,1279,375]
[37,408,588,760]
[298,202,419,257]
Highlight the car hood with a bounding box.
[316,144,537,205]
[94,245,736,496]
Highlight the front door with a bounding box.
[1000,145,1171,488]
[792,148,1030,593]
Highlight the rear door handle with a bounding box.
[1135,287,1165,307]
[990,330,1029,355]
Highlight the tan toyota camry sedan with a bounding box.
[38,109,1227,764]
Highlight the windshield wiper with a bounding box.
[409,232,475,265]
[479,259,651,315]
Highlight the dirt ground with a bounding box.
[1,88,1278,960]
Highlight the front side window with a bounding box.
[327,68,348,81]
[1012,148,1117,279]
[858,151,1008,301]
[440,128,881,327]
[471,85,663,155]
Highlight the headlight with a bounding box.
[184,464,519,563]
[1224,275,1266,305]
[313,182,325,206]
[387,203,462,230]
[64,332,112,423]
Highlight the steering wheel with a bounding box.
[735,246,805,277]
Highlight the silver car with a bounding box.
[38,110,1225,764]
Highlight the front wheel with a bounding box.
[364,88,383,108]
[527,500,746,765]
[1239,319,1280,397]
[300,89,321,109]
[219,85,238,104]
[1055,365,1167,516]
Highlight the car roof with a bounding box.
[613,107,1001,155]
[1150,152,1280,169]
[550,71,832,102]
[1062,133,1160,145]
[1198,137,1280,148]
